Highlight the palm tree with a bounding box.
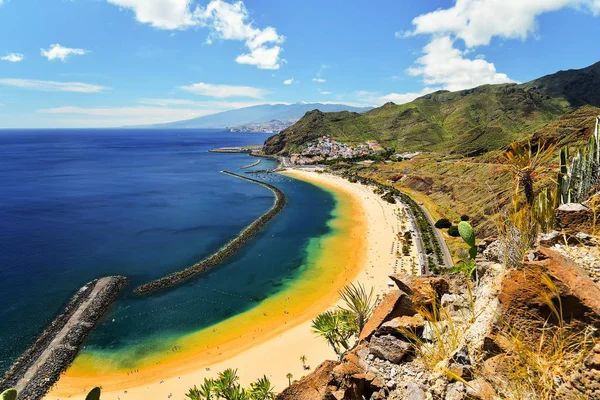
[338,282,375,333]
[286,373,293,387]
[299,355,307,369]
[311,309,357,355]
[249,375,276,400]
[502,141,556,206]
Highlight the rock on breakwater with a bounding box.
[0,276,127,400]
[134,170,286,295]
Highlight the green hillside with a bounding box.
[264,61,600,156]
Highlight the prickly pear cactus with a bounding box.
[1,389,17,400]
[457,221,475,247]
[85,387,101,400]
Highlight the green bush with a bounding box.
[447,226,460,237]
[434,218,452,229]
[460,214,470,221]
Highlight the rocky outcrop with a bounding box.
[556,202,596,235]
[498,247,600,335]
[278,241,600,399]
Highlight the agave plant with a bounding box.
[249,375,275,400]
[338,283,375,333]
[502,141,557,206]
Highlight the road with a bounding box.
[417,201,454,268]
[396,195,454,274]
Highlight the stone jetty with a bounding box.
[134,171,286,295]
[0,276,127,400]
[241,159,261,169]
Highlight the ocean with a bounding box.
[0,129,337,373]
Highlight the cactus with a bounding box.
[458,221,475,247]
[458,221,477,260]
[85,387,101,400]
[1,389,17,400]
[558,116,600,204]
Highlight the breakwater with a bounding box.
[134,171,286,295]
[241,159,261,169]
[0,276,127,400]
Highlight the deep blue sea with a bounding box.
[0,129,336,372]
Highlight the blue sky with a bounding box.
[0,0,599,128]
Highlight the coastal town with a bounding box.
[289,136,420,165]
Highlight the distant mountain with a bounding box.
[146,102,371,129]
[264,61,600,156]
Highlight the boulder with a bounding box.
[465,378,497,400]
[276,360,337,400]
[389,273,451,311]
[498,247,600,339]
[359,290,416,340]
[556,202,595,235]
[445,382,465,400]
[376,314,425,338]
[368,334,412,364]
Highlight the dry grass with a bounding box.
[492,273,597,400]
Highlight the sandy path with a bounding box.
[45,169,417,400]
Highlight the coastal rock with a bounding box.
[360,291,416,340]
[368,335,411,364]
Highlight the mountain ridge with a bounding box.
[143,102,372,129]
[264,61,600,156]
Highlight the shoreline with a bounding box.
[45,169,416,400]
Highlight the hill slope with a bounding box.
[265,61,600,155]
[146,102,371,129]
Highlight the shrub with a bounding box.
[447,225,460,237]
[434,218,452,229]
[460,214,470,221]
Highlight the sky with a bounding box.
[0,0,599,128]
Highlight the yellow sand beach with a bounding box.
[45,169,417,400]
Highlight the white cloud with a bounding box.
[41,44,88,61]
[178,82,268,98]
[312,78,326,83]
[107,0,196,30]
[105,0,285,70]
[283,78,294,85]
[402,0,600,92]
[1,53,24,62]
[406,36,513,91]
[0,78,108,93]
[318,89,332,95]
[195,0,285,69]
[409,0,600,48]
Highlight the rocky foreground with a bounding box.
[277,222,600,399]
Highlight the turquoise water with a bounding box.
[0,129,336,372]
